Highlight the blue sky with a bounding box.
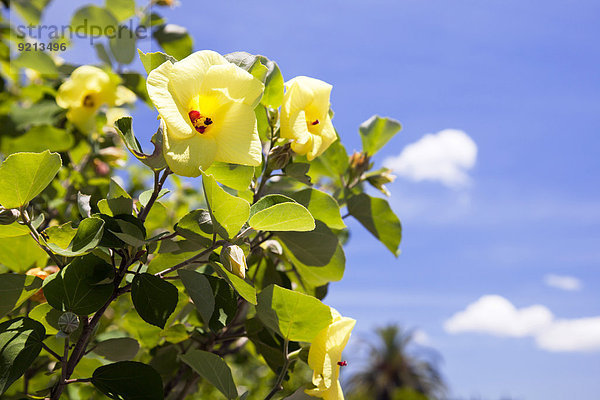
[35,0,600,398]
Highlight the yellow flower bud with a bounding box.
[220,244,247,279]
[280,76,337,161]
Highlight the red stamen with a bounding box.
[311,119,320,125]
[197,126,206,134]
[337,361,348,367]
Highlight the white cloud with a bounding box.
[384,129,477,188]
[536,317,600,352]
[444,295,553,337]
[445,295,600,353]
[544,274,582,291]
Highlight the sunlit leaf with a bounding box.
[0,150,61,209]
[256,284,332,342]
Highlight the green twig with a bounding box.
[264,339,290,400]
[20,208,64,267]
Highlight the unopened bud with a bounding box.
[93,159,111,176]
[260,239,283,255]
[220,244,247,279]
[268,143,292,171]
[0,207,20,225]
[365,168,396,197]
[348,151,372,183]
[58,311,79,334]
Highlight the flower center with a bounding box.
[189,110,213,134]
[82,94,95,108]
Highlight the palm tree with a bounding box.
[345,325,446,400]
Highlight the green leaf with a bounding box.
[11,0,51,25]
[71,6,119,36]
[224,52,284,108]
[114,117,167,170]
[98,197,133,216]
[1,125,73,155]
[202,172,250,239]
[93,337,140,361]
[28,303,62,335]
[0,223,30,238]
[139,188,168,207]
[131,273,178,328]
[12,51,59,76]
[45,217,105,257]
[105,0,135,21]
[309,139,349,181]
[96,214,146,249]
[207,275,237,332]
[153,24,193,60]
[249,195,315,232]
[109,26,137,65]
[289,188,345,230]
[283,240,346,287]
[204,162,255,191]
[283,162,312,185]
[359,115,402,156]
[91,361,163,400]
[95,42,113,66]
[256,285,332,342]
[347,193,402,256]
[9,100,62,130]
[43,254,115,315]
[178,270,214,325]
[277,221,338,266]
[245,317,287,372]
[212,262,257,305]
[138,49,177,74]
[108,176,131,199]
[0,150,61,209]
[180,349,238,399]
[0,317,45,395]
[174,209,213,245]
[0,274,43,318]
[0,234,48,273]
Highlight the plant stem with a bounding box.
[20,209,64,267]
[154,241,226,278]
[64,378,92,384]
[49,337,69,399]
[138,168,170,223]
[41,342,62,361]
[264,339,290,400]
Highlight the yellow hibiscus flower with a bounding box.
[280,76,337,161]
[306,309,356,400]
[146,50,264,177]
[56,66,136,133]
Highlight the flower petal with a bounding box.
[212,101,262,166]
[169,50,228,107]
[67,106,97,133]
[163,121,217,176]
[147,60,195,139]
[115,85,137,106]
[200,63,264,107]
[286,76,332,120]
[306,115,337,161]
